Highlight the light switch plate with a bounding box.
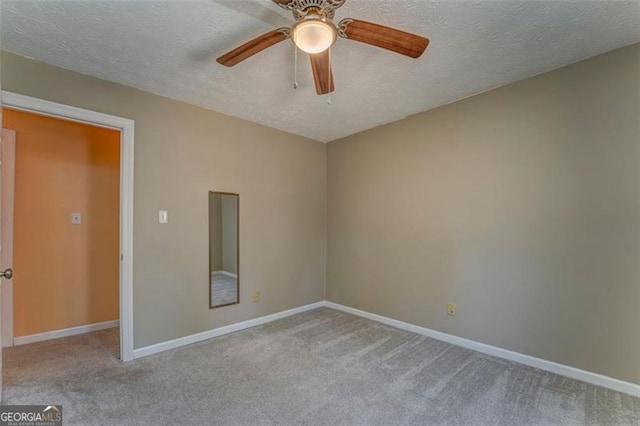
[71,212,82,225]
[159,210,168,224]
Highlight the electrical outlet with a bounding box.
[252,292,260,303]
[71,212,82,225]
[447,302,456,316]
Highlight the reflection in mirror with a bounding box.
[209,191,239,308]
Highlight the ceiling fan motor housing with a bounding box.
[276,0,347,21]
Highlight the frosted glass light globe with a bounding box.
[292,19,337,54]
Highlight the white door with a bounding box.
[0,128,17,402]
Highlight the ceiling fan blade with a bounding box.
[217,28,289,67]
[338,19,429,58]
[310,51,335,95]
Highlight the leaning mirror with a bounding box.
[209,191,239,308]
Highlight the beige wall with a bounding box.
[209,193,238,275]
[209,193,222,272]
[221,195,238,275]
[1,52,326,348]
[6,109,120,336]
[327,43,640,384]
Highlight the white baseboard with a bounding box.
[128,299,640,397]
[132,301,325,359]
[212,270,238,278]
[14,320,119,346]
[324,301,640,398]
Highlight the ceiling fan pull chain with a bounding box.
[293,45,299,89]
[327,47,332,105]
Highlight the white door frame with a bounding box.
[1,129,16,349]
[1,91,135,362]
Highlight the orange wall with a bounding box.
[4,109,120,337]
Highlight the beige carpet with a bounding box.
[3,308,639,425]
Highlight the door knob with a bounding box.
[0,268,13,279]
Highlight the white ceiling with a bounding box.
[2,0,639,142]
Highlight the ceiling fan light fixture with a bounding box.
[292,17,337,54]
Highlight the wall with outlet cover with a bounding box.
[327,43,640,384]
[5,109,120,336]
[1,51,326,348]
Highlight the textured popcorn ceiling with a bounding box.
[2,0,639,142]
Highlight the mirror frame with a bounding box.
[209,191,240,309]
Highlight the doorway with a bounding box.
[4,108,120,356]
[1,92,134,362]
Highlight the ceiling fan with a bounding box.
[216,0,429,95]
